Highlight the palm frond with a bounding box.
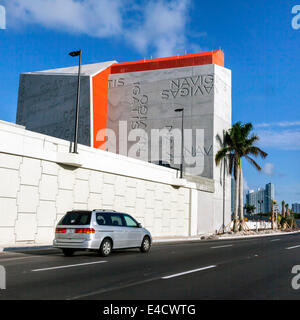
[245,155,262,171]
[241,122,253,137]
[247,146,268,158]
[215,147,230,165]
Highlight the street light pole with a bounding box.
[69,50,82,154]
[175,108,184,179]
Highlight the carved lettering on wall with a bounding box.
[161,74,214,100]
[130,82,149,130]
[108,78,125,89]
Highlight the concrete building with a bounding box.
[16,50,229,179]
[246,183,275,214]
[0,51,232,246]
[292,203,300,213]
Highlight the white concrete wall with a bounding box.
[196,65,232,235]
[0,120,217,246]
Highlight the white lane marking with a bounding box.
[270,239,280,242]
[286,245,300,250]
[0,256,42,263]
[162,265,216,280]
[0,254,62,263]
[32,261,107,272]
[211,244,233,249]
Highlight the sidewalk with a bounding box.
[153,229,300,243]
[1,230,300,252]
[215,229,300,240]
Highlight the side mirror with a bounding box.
[137,223,142,228]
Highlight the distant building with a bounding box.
[265,183,275,213]
[245,183,275,214]
[292,203,300,214]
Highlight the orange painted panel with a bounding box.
[111,50,224,74]
[212,50,224,67]
[92,67,111,149]
[92,50,225,149]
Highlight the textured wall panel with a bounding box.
[17,74,91,146]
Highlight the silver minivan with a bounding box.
[53,210,152,257]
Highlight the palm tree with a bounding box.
[285,203,290,217]
[215,122,268,232]
[244,204,256,215]
[271,200,277,230]
[282,200,285,218]
[216,131,228,233]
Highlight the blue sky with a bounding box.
[0,0,299,206]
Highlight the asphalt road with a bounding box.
[1,233,300,300]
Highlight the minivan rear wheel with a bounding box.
[140,236,151,253]
[62,248,75,257]
[99,238,112,257]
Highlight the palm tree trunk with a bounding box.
[222,158,226,233]
[233,164,239,232]
[282,201,285,218]
[271,202,275,230]
[238,166,244,231]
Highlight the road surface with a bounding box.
[1,233,300,300]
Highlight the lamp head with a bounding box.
[69,50,81,57]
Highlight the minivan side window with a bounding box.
[96,212,125,226]
[96,213,109,225]
[124,215,138,228]
[110,214,125,227]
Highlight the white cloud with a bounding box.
[4,0,196,57]
[243,176,250,192]
[257,129,300,150]
[126,0,191,57]
[262,163,275,176]
[4,0,123,37]
[255,121,300,128]
[0,5,5,29]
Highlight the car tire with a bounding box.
[140,236,151,253]
[62,248,75,257]
[99,238,112,257]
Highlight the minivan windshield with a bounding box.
[58,211,92,226]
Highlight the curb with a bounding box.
[0,245,53,252]
[153,238,201,243]
[215,229,300,241]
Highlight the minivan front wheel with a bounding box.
[140,236,151,253]
[99,238,112,257]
